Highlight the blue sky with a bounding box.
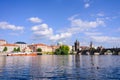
[0,0,120,48]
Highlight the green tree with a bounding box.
[54,45,70,55]
[54,48,61,55]
[16,47,20,52]
[37,48,42,52]
[13,48,17,52]
[3,47,7,52]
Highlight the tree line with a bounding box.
[2,47,21,52]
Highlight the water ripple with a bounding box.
[0,55,120,80]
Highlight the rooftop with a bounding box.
[1,44,18,46]
[34,43,47,46]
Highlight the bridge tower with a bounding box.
[74,40,80,52]
[89,41,94,55]
[90,41,93,48]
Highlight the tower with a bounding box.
[90,41,93,48]
[74,40,80,52]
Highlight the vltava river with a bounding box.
[0,55,120,80]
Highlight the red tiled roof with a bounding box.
[33,43,47,46]
[1,44,18,46]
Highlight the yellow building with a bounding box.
[28,43,59,53]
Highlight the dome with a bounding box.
[15,42,26,44]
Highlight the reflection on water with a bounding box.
[0,55,120,79]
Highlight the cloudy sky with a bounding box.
[0,0,120,48]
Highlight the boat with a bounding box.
[7,52,37,56]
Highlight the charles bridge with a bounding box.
[78,47,120,55]
[73,40,120,55]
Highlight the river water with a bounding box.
[0,55,120,80]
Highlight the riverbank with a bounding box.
[0,52,38,56]
[0,53,120,56]
[0,52,8,56]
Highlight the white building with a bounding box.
[0,39,7,45]
[15,42,28,51]
[35,44,53,52]
[23,47,32,52]
[0,44,18,52]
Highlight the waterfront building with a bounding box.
[50,45,59,52]
[22,47,32,52]
[0,44,18,52]
[0,39,7,45]
[15,42,28,51]
[46,46,53,52]
[29,43,53,52]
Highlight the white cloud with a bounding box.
[90,36,120,43]
[31,23,72,42]
[31,15,105,43]
[85,32,102,36]
[32,24,49,31]
[97,13,104,17]
[71,18,104,28]
[0,22,24,31]
[9,33,19,36]
[50,32,72,41]
[31,23,53,37]
[91,12,120,21]
[84,3,90,8]
[89,36,120,48]
[28,17,42,23]
[68,16,105,33]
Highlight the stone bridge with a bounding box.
[77,48,120,55]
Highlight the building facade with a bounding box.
[15,42,28,51]
[0,39,7,45]
[28,44,60,52]
[23,47,32,52]
[0,44,18,52]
